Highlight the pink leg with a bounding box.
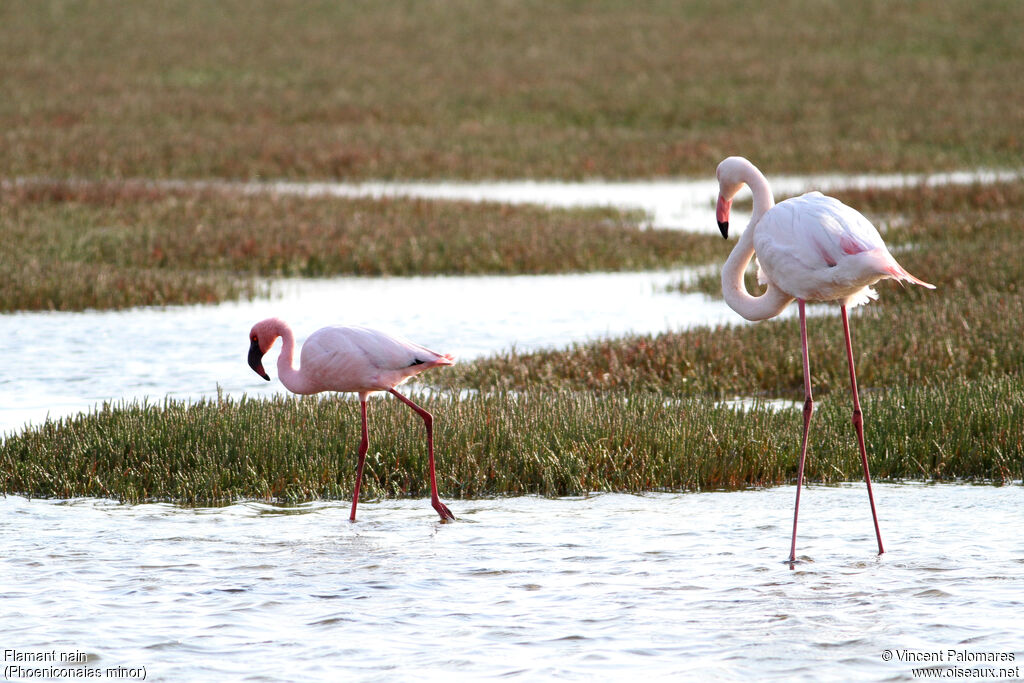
[841,306,885,555]
[388,388,455,521]
[790,300,814,563]
[349,398,369,522]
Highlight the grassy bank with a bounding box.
[3,181,1022,503]
[2,375,1020,506]
[0,180,718,311]
[2,0,1023,181]
[442,181,1024,400]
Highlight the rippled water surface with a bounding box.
[3,485,1022,681]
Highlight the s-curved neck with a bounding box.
[720,164,793,321]
[272,321,320,395]
[721,226,794,321]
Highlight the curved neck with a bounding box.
[273,322,319,395]
[720,168,793,320]
[744,163,775,225]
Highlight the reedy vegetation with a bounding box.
[2,0,1022,502]
[0,181,715,311]
[2,376,1020,505]
[3,182,1023,503]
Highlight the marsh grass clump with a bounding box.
[0,180,720,311]
[2,380,1021,505]
[439,288,1024,401]
[449,181,1024,400]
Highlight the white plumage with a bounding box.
[715,156,934,562]
[751,191,924,307]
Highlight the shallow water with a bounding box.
[10,168,1022,235]
[2,484,1022,681]
[194,167,1022,234]
[1,269,770,435]
[5,168,1016,434]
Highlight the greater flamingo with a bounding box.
[247,318,456,522]
[715,156,934,561]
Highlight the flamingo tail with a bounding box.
[885,263,936,289]
[417,353,455,369]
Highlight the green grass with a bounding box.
[3,181,1022,503]
[3,1,1023,503]
[442,181,1024,400]
[0,180,720,311]
[2,376,1019,506]
[2,0,1023,181]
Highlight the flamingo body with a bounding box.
[752,191,930,307]
[715,156,934,562]
[247,317,456,522]
[282,324,454,396]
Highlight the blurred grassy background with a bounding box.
[2,0,1022,181]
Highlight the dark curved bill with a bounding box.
[716,195,732,239]
[248,338,271,381]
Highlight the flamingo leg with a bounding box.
[349,397,370,522]
[790,300,814,563]
[840,306,885,555]
[387,389,455,522]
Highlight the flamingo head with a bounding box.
[247,319,279,381]
[715,157,750,239]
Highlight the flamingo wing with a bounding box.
[756,193,883,268]
[753,192,925,304]
[344,326,453,370]
[301,326,453,393]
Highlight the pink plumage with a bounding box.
[715,156,934,562]
[248,317,456,522]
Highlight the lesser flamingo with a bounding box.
[248,318,456,522]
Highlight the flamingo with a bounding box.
[715,156,934,562]
[247,318,456,522]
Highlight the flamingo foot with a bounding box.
[432,498,456,522]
